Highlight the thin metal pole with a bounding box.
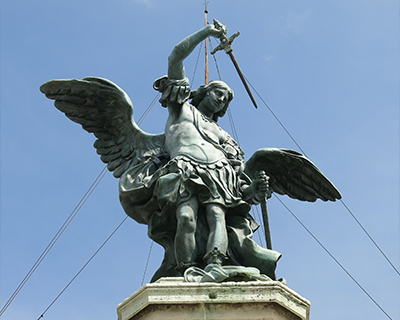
[204,2,209,84]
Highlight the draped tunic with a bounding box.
[119,78,281,281]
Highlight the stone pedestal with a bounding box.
[117,278,310,320]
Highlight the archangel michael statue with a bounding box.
[40,21,341,283]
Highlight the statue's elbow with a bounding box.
[168,53,175,66]
[169,45,186,63]
[168,48,175,59]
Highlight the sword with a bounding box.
[256,171,273,250]
[211,19,259,109]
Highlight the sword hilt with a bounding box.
[211,19,240,54]
[256,171,271,200]
[211,19,259,109]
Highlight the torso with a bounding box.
[165,102,227,163]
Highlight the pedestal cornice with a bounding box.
[117,278,310,320]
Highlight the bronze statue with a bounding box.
[40,21,341,283]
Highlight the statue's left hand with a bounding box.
[243,171,270,201]
[244,148,342,202]
[253,171,271,197]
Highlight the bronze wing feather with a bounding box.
[40,77,167,178]
[244,148,341,202]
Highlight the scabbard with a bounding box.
[260,195,273,250]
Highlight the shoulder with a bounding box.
[153,76,191,108]
[167,101,195,122]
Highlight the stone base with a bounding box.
[117,277,310,320]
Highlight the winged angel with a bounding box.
[41,23,341,283]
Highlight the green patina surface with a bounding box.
[40,21,340,283]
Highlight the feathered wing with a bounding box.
[244,148,341,202]
[40,77,167,178]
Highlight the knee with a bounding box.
[177,210,196,233]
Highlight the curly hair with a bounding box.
[190,81,234,122]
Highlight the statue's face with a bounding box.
[203,86,230,113]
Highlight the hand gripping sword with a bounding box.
[211,19,259,109]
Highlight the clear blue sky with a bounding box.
[1,1,399,319]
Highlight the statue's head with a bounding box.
[191,81,234,122]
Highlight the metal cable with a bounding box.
[245,77,307,156]
[340,199,399,276]
[137,93,161,125]
[0,166,108,317]
[209,40,396,316]
[36,98,160,318]
[141,240,154,286]
[191,41,203,85]
[209,39,223,82]
[209,39,241,147]
[227,109,240,146]
[139,41,207,286]
[37,217,128,320]
[245,76,399,276]
[21,32,396,320]
[0,96,159,318]
[138,42,205,286]
[275,195,393,320]
[136,96,162,284]
[251,206,265,247]
[210,39,266,249]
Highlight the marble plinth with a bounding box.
[117,277,310,320]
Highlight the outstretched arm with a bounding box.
[168,23,225,80]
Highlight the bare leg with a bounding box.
[205,204,228,264]
[175,196,199,269]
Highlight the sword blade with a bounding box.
[228,51,258,109]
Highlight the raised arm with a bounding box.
[168,23,225,80]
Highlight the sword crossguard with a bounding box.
[210,19,259,109]
[211,19,240,54]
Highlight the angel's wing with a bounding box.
[40,77,167,178]
[244,148,341,202]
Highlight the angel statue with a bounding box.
[40,21,341,283]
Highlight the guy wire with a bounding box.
[141,240,154,286]
[275,196,393,320]
[0,95,159,318]
[245,76,399,276]
[191,41,204,85]
[140,35,207,286]
[209,39,240,145]
[245,76,307,156]
[209,36,395,316]
[0,166,108,318]
[19,30,396,318]
[251,206,265,247]
[340,199,399,276]
[140,42,207,284]
[209,37,266,247]
[37,217,129,320]
[137,93,161,125]
[35,95,160,318]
